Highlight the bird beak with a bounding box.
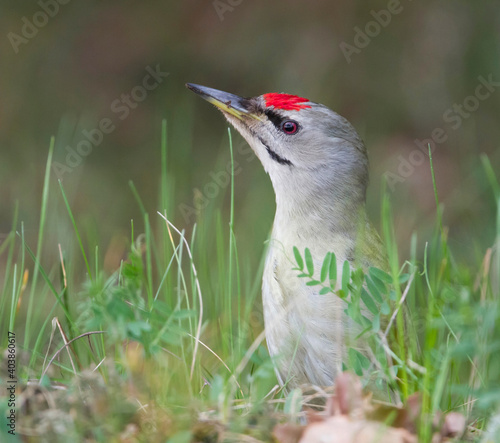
[186,83,261,121]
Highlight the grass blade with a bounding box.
[24,137,54,349]
[59,180,93,280]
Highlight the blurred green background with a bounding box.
[1,0,499,281]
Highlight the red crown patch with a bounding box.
[263,93,311,111]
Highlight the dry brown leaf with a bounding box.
[441,412,467,438]
[273,423,305,443]
[272,372,467,443]
[299,416,417,443]
[335,372,364,418]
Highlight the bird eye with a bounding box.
[281,120,299,135]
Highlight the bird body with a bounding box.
[263,212,385,387]
[187,84,387,389]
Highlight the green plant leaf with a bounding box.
[306,280,321,286]
[293,246,304,270]
[361,315,372,328]
[39,374,51,388]
[319,286,332,295]
[348,348,370,376]
[365,276,383,303]
[348,348,362,375]
[372,314,380,332]
[346,301,362,324]
[361,288,379,315]
[381,301,391,315]
[357,350,371,369]
[398,273,410,284]
[329,252,337,284]
[352,268,365,287]
[369,267,393,284]
[305,248,314,276]
[341,260,350,294]
[127,321,152,338]
[320,252,331,282]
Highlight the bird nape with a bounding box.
[187,83,388,395]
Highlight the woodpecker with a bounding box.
[187,83,387,390]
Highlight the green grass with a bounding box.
[0,123,499,442]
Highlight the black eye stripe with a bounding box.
[264,109,284,129]
[265,110,300,135]
[257,136,293,166]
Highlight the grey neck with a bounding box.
[270,169,367,243]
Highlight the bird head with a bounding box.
[186,83,369,214]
